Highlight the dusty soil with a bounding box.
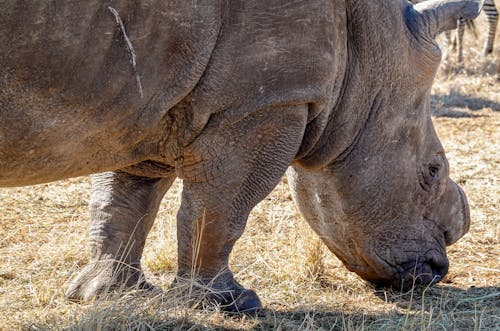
[0,16,498,331]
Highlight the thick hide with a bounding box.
[0,0,481,313]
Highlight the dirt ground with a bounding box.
[1,15,499,331]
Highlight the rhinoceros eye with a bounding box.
[418,163,441,192]
[428,165,440,180]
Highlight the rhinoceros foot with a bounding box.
[65,260,155,302]
[208,288,261,315]
[170,273,262,314]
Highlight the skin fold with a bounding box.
[0,0,481,313]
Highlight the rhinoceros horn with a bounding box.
[413,0,484,38]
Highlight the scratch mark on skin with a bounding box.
[108,6,144,99]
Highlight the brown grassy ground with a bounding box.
[1,17,499,331]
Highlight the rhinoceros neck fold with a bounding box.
[295,0,406,169]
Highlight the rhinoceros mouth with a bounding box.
[393,253,449,289]
[361,227,449,291]
[369,248,449,291]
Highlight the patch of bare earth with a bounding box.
[1,17,498,331]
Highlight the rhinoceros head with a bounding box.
[288,0,481,289]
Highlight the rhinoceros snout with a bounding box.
[389,255,449,291]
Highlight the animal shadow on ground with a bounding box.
[26,285,500,330]
[430,93,500,118]
[374,284,500,310]
[25,304,424,331]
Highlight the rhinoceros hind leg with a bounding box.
[175,105,308,313]
[65,259,155,302]
[65,171,175,301]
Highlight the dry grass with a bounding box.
[1,17,499,331]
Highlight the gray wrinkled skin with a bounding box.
[0,0,481,312]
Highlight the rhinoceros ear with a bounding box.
[412,0,483,38]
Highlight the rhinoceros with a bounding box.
[0,0,481,313]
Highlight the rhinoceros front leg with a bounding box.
[175,106,308,313]
[66,171,175,301]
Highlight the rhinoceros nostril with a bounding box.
[428,257,449,283]
[416,257,449,286]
